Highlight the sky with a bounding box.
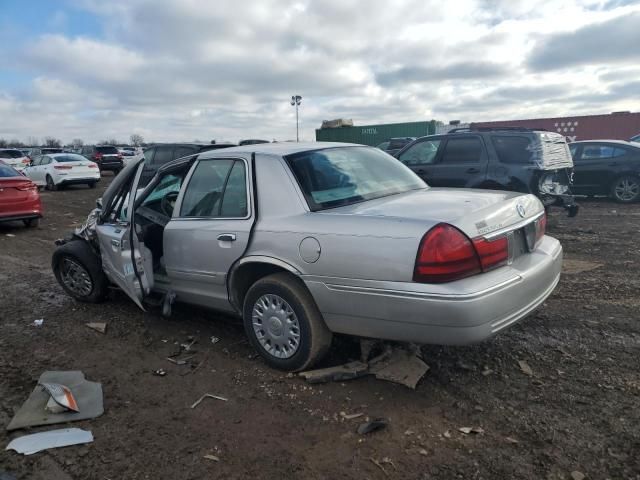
[0,0,639,145]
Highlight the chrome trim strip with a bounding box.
[324,276,521,302]
[482,211,544,240]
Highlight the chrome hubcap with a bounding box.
[615,178,639,201]
[60,258,92,296]
[252,294,300,359]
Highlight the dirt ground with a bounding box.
[1,174,639,480]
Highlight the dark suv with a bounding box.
[140,142,236,186]
[80,145,123,173]
[395,128,579,216]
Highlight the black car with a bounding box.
[80,145,124,173]
[140,142,236,186]
[569,140,640,203]
[395,127,579,216]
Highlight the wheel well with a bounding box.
[229,262,296,312]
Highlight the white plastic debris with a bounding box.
[6,428,93,455]
[33,319,44,327]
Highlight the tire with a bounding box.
[610,175,640,203]
[243,273,332,371]
[52,240,108,303]
[88,182,97,189]
[23,218,40,228]
[45,175,57,191]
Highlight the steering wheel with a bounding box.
[160,191,180,217]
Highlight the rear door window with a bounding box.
[441,137,482,164]
[492,136,533,164]
[180,159,235,217]
[151,146,173,166]
[579,145,625,160]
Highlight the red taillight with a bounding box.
[88,163,98,168]
[94,152,103,160]
[414,224,481,283]
[54,165,72,170]
[472,236,509,272]
[535,213,546,245]
[22,158,30,164]
[16,183,38,192]
[414,223,509,283]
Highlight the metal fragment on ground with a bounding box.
[340,412,364,420]
[5,428,93,455]
[85,322,107,334]
[7,371,103,431]
[203,454,220,462]
[369,349,430,389]
[190,394,228,409]
[518,360,534,376]
[357,418,388,435]
[40,383,80,413]
[299,361,369,384]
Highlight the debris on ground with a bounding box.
[369,457,396,476]
[505,437,519,444]
[443,430,452,438]
[299,361,369,384]
[85,322,107,334]
[32,319,44,327]
[210,336,220,345]
[40,383,80,413]
[167,356,195,365]
[459,426,485,435]
[518,360,534,376]
[571,471,586,480]
[481,367,494,376]
[190,393,229,409]
[300,345,429,389]
[7,371,103,431]
[369,348,429,389]
[153,369,167,377]
[5,428,93,455]
[5,233,15,237]
[203,454,220,462]
[357,418,388,435]
[340,412,364,420]
[418,448,428,456]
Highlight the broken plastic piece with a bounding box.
[190,393,228,409]
[5,428,93,455]
[357,418,388,435]
[298,361,369,384]
[85,323,107,334]
[33,319,44,327]
[369,349,429,389]
[40,383,79,413]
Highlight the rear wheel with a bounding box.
[243,273,332,371]
[88,181,97,189]
[23,218,40,228]
[45,175,57,191]
[611,175,640,203]
[52,240,108,303]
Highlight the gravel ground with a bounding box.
[1,175,639,480]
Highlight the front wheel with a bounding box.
[52,240,109,303]
[88,181,97,189]
[23,218,40,228]
[243,273,332,371]
[611,175,640,203]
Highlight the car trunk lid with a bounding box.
[0,177,37,203]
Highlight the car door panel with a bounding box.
[163,157,253,311]
[96,163,153,309]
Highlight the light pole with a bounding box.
[290,95,302,142]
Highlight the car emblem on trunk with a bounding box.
[516,204,526,218]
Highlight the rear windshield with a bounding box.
[96,146,119,154]
[0,150,24,159]
[0,164,20,177]
[491,136,534,164]
[54,154,88,163]
[42,148,63,154]
[285,146,425,211]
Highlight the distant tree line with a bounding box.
[0,133,145,148]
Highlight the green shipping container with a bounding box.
[315,120,436,146]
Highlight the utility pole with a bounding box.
[290,95,302,142]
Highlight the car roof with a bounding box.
[571,139,635,146]
[200,141,364,158]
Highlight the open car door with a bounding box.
[95,162,153,310]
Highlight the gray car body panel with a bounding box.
[93,142,562,345]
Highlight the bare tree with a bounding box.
[71,138,84,149]
[8,139,25,148]
[25,136,39,146]
[44,136,62,147]
[130,133,144,147]
[0,139,7,148]
[98,138,119,146]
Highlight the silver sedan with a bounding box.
[52,143,562,371]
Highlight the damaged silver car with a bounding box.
[52,143,563,371]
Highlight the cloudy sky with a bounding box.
[0,0,639,145]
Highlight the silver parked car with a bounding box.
[52,143,562,371]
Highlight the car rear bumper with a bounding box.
[304,236,562,345]
[57,176,101,186]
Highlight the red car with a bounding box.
[0,161,42,227]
